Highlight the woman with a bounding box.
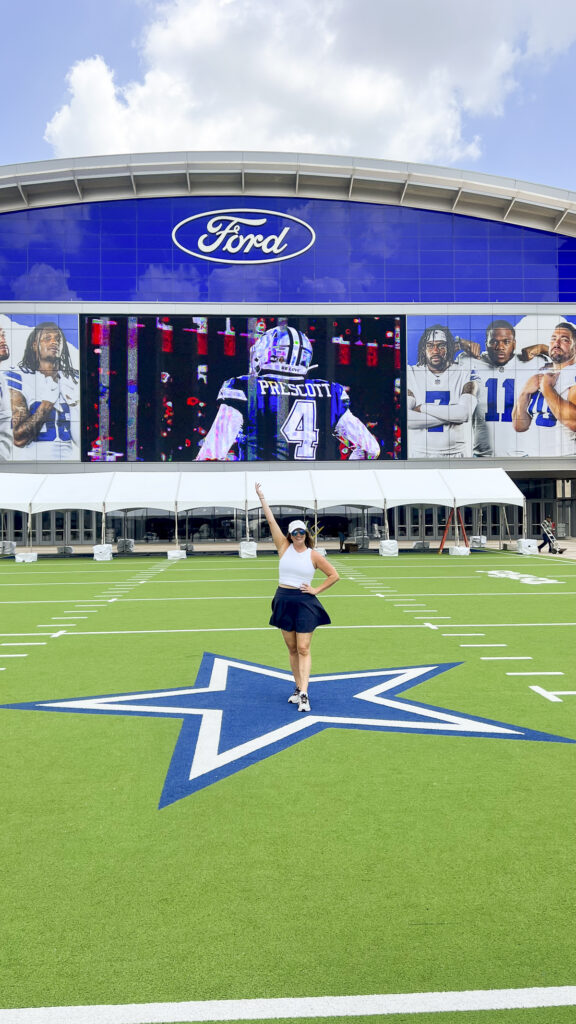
[255,482,339,713]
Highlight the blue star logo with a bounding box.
[1,653,573,808]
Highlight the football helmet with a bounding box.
[249,326,313,377]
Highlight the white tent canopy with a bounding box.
[0,473,45,513]
[0,468,524,514]
[177,471,248,513]
[104,472,180,513]
[367,469,455,510]
[30,472,116,514]
[245,470,317,510]
[438,468,525,509]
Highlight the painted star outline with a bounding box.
[1,653,573,807]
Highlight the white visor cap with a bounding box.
[288,520,307,534]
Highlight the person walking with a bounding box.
[255,482,339,713]
[538,517,554,552]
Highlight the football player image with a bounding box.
[407,325,479,458]
[0,327,12,461]
[5,322,80,461]
[195,325,380,461]
[512,322,576,456]
[457,320,548,457]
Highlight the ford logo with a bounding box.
[171,208,316,265]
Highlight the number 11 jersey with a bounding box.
[465,353,548,457]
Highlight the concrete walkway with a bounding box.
[6,538,576,560]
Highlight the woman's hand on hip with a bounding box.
[300,583,317,595]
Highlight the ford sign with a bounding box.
[171,208,316,265]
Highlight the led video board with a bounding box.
[81,314,403,462]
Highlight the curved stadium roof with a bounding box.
[1,151,576,237]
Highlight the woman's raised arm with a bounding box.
[255,482,289,555]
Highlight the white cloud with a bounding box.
[10,265,78,301]
[44,0,576,166]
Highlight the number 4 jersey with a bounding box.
[216,374,351,460]
[5,367,80,461]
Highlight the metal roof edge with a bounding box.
[1,151,576,236]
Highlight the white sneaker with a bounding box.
[298,693,311,713]
[288,687,300,704]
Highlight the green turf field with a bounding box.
[0,551,575,1024]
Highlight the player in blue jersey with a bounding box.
[6,322,80,461]
[195,325,380,461]
[0,327,12,461]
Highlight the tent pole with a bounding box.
[27,505,32,549]
[383,501,389,541]
[314,501,318,539]
[453,501,459,546]
[101,504,106,545]
[523,499,527,539]
[174,502,179,546]
[245,501,249,540]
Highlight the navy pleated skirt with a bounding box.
[269,587,331,633]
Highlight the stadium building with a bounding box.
[1,151,576,548]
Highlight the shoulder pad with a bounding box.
[217,377,248,403]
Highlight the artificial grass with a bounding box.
[1,553,575,1018]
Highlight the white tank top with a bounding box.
[279,545,314,587]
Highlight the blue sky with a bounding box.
[3,0,576,192]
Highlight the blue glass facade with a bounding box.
[0,195,574,304]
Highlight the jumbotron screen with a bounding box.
[81,314,403,462]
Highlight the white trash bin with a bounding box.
[239,541,257,558]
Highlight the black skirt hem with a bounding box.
[269,587,331,633]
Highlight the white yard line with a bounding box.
[1,642,48,647]
[2,621,576,639]
[2,985,576,1023]
[1,619,575,639]
[481,657,533,661]
[0,595,379,604]
[506,671,564,676]
[2,591,576,606]
[0,578,280,587]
